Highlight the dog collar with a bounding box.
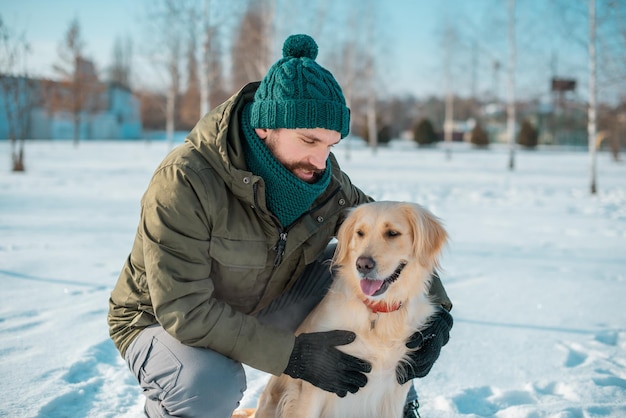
[362,299,403,313]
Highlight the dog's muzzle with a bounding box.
[359,261,407,296]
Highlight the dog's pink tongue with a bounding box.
[360,279,384,296]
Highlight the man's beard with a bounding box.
[264,132,325,183]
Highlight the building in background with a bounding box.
[0,75,142,140]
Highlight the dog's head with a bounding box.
[332,201,448,305]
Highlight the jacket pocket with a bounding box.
[208,237,270,311]
[209,236,267,269]
[139,336,182,399]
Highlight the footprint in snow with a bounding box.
[561,343,588,368]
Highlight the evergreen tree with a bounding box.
[362,123,393,146]
[517,119,539,149]
[470,121,489,148]
[413,118,438,146]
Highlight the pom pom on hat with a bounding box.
[282,34,318,60]
[250,34,350,138]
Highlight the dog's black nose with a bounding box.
[356,256,376,274]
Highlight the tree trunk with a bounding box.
[444,90,454,160]
[11,139,25,172]
[588,0,598,194]
[73,110,80,147]
[443,24,454,160]
[367,93,377,153]
[166,85,176,147]
[200,0,211,117]
[365,52,377,154]
[166,37,180,148]
[507,0,516,171]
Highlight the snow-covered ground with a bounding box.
[1,139,625,418]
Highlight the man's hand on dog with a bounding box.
[284,330,372,397]
[396,308,453,384]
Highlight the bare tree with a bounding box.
[198,0,232,116]
[588,0,598,194]
[53,18,102,146]
[442,23,458,160]
[142,0,187,146]
[363,0,379,153]
[180,7,201,129]
[231,0,273,89]
[164,4,182,146]
[200,0,213,116]
[598,1,626,161]
[506,0,517,170]
[205,25,228,108]
[138,0,233,138]
[327,37,362,160]
[108,35,133,88]
[593,1,626,102]
[326,0,383,153]
[0,15,34,171]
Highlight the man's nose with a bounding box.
[310,149,329,169]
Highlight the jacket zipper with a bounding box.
[252,183,285,266]
[274,232,288,266]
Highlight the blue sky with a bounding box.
[1,0,146,77]
[1,0,604,102]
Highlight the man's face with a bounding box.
[255,127,341,183]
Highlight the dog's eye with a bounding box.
[386,230,400,238]
[356,229,365,237]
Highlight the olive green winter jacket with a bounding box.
[108,82,451,376]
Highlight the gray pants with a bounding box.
[124,244,417,417]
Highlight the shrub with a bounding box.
[360,123,394,146]
[517,119,539,148]
[413,118,438,146]
[470,121,489,148]
[377,125,393,146]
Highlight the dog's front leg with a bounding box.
[278,381,326,418]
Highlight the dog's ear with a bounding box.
[403,203,448,269]
[332,207,358,267]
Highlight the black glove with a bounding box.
[396,308,453,384]
[284,330,371,397]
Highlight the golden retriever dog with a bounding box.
[234,201,448,418]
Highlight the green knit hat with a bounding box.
[250,34,350,138]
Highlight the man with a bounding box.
[108,34,453,418]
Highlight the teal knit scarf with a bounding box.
[241,103,331,227]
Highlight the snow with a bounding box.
[1,139,625,418]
